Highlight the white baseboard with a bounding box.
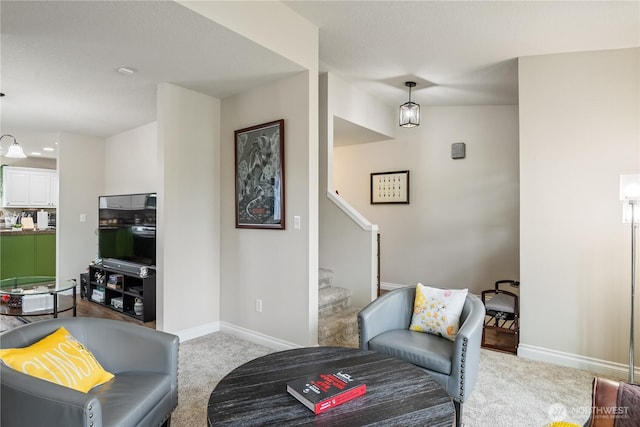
[175,321,220,342]
[172,321,304,351]
[220,322,302,351]
[518,343,636,379]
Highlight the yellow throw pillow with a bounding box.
[0,326,114,393]
[409,283,468,341]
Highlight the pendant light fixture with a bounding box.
[1,134,27,158]
[399,81,420,128]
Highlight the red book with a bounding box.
[286,371,366,414]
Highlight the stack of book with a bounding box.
[106,274,123,290]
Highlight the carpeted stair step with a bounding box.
[318,306,361,348]
[318,267,334,289]
[319,285,352,316]
[317,267,360,348]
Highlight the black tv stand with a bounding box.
[87,263,156,322]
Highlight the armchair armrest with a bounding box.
[1,365,103,427]
[80,319,180,412]
[358,287,415,350]
[449,293,484,402]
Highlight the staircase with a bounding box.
[318,268,361,348]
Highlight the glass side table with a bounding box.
[0,276,76,318]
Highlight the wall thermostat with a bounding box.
[452,142,466,159]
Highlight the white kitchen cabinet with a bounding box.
[51,174,58,207]
[2,168,30,206]
[2,166,57,208]
[28,170,52,206]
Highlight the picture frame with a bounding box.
[371,170,410,204]
[234,119,285,229]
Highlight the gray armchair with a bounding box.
[358,286,484,427]
[1,317,179,427]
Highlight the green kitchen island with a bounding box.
[0,230,56,279]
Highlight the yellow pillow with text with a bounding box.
[409,283,468,341]
[0,326,114,393]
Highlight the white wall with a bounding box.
[57,132,105,282]
[334,105,520,295]
[104,122,157,194]
[519,47,640,375]
[220,72,317,346]
[156,83,220,336]
[178,1,318,72]
[319,73,395,307]
[318,194,379,306]
[182,1,319,347]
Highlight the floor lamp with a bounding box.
[621,173,640,383]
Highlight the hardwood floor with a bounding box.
[1,296,156,330]
[76,297,156,328]
[481,326,518,354]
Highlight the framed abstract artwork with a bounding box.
[370,170,410,204]
[234,119,285,229]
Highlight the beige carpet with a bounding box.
[464,348,617,426]
[173,332,274,426]
[174,332,622,427]
[0,317,622,426]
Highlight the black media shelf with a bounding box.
[87,264,155,322]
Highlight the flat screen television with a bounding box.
[98,193,156,266]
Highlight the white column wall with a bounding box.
[180,1,319,346]
[156,83,220,335]
[519,47,640,375]
[57,132,105,282]
[220,72,316,346]
[104,122,157,195]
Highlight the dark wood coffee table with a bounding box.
[207,346,454,426]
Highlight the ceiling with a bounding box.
[0,0,303,158]
[287,1,639,107]
[1,1,638,158]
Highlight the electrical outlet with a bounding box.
[255,299,263,313]
[80,213,87,222]
[294,216,301,230]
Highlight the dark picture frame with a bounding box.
[371,170,410,204]
[235,119,285,229]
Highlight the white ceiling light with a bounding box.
[1,134,27,158]
[43,147,55,152]
[117,67,136,76]
[399,81,420,128]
